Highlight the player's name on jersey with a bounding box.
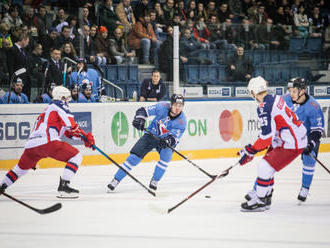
[313,86,330,96]
[207,87,232,98]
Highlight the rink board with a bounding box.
[1,99,330,169]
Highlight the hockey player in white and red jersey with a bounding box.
[238,76,307,212]
[0,86,95,198]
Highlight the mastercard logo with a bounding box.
[219,110,243,141]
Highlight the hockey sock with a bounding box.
[302,164,315,189]
[62,153,82,181]
[152,160,168,181]
[256,177,273,198]
[114,154,141,181]
[1,165,28,187]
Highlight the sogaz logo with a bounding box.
[111,112,129,146]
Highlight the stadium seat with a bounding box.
[306,37,322,53]
[106,65,118,83]
[184,65,199,84]
[289,38,305,53]
[118,65,128,82]
[128,65,139,83]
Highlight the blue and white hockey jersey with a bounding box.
[145,102,187,142]
[1,91,29,104]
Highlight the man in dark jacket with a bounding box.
[99,0,121,35]
[139,70,166,101]
[226,46,254,82]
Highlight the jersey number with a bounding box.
[285,106,302,127]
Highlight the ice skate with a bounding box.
[245,189,273,210]
[298,187,309,203]
[57,177,79,199]
[149,178,158,191]
[241,195,266,212]
[107,178,120,192]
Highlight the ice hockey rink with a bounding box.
[1,153,330,248]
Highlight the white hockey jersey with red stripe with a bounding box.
[25,101,77,149]
[252,94,307,151]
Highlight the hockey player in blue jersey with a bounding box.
[40,83,56,103]
[107,94,187,191]
[283,77,325,202]
[2,78,29,104]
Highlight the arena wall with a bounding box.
[1,99,330,170]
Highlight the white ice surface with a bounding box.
[1,153,330,248]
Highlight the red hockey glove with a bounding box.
[67,124,87,138]
[83,132,95,150]
[237,144,258,166]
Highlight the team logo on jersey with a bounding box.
[156,118,170,136]
[111,112,129,146]
[218,110,243,142]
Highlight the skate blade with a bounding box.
[240,207,266,212]
[57,192,79,199]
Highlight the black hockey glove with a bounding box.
[132,107,147,131]
[303,131,321,155]
[159,135,176,149]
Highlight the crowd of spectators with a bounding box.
[0,0,329,104]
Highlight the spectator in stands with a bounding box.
[177,0,187,22]
[22,6,35,28]
[134,0,150,20]
[109,27,135,64]
[226,46,254,82]
[41,28,59,57]
[99,0,121,35]
[187,0,197,15]
[28,43,46,93]
[257,18,283,50]
[39,82,56,103]
[2,5,23,30]
[90,25,98,41]
[252,4,267,25]
[274,6,287,25]
[57,25,74,48]
[0,39,10,86]
[53,8,68,33]
[217,3,234,23]
[46,48,65,86]
[0,22,12,48]
[153,2,166,26]
[60,42,78,68]
[242,0,253,17]
[195,16,214,49]
[163,0,176,26]
[310,7,325,37]
[116,0,136,33]
[67,15,79,40]
[222,18,238,47]
[74,25,100,65]
[159,25,174,80]
[294,4,309,38]
[207,14,232,50]
[94,26,111,64]
[7,33,31,99]
[69,58,100,100]
[238,18,265,50]
[284,6,294,26]
[2,77,29,104]
[139,69,166,102]
[79,80,97,103]
[128,10,160,65]
[196,2,208,21]
[205,1,218,21]
[150,9,166,41]
[81,7,93,27]
[33,5,47,39]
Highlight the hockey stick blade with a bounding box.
[2,192,62,215]
[167,162,239,214]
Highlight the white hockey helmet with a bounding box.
[247,76,268,98]
[52,86,71,101]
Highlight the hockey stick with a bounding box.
[81,136,156,197]
[143,128,216,179]
[1,192,62,214]
[167,162,239,214]
[310,153,330,174]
